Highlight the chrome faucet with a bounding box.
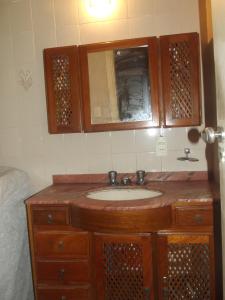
[121,177,132,185]
[136,170,145,185]
[108,170,118,185]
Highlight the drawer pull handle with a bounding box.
[60,296,66,300]
[58,241,64,250]
[194,214,203,224]
[47,213,53,224]
[59,268,65,280]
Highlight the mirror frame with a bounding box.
[79,37,160,132]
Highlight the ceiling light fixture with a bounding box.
[85,0,117,19]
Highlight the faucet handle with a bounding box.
[136,170,146,185]
[108,170,118,185]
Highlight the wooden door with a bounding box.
[198,1,223,298]
[44,46,82,133]
[94,233,153,300]
[157,234,215,300]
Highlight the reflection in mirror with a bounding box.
[88,46,152,125]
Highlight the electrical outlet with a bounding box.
[156,136,167,156]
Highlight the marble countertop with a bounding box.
[26,178,214,210]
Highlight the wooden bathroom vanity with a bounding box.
[26,173,216,300]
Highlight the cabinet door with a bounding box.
[157,234,215,300]
[160,32,201,127]
[94,233,153,300]
[44,46,82,133]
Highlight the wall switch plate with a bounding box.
[156,136,167,156]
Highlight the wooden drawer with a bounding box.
[36,286,91,300]
[35,231,90,259]
[32,206,69,226]
[174,207,213,226]
[36,261,90,285]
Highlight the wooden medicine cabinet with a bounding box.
[79,37,160,132]
[44,33,201,134]
[44,46,82,134]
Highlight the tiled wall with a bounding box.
[0,0,207,192]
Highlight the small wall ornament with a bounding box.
[18,69,32,91]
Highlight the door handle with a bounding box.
[201,127,225,144]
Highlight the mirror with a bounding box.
[80,37,160,132]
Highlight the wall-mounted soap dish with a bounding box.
[177,148,199,162]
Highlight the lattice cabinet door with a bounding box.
[157,234,215,300]
[94,233,154,300]
[44,46,82,133]
[160,33,201,127]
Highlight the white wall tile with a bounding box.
[128,0,154,18]
[111,130,135,153]
[87,153,112,173]
[136,152,161,172]
[128,15,156,38]
[0,3,11,36]
[63,133,89,173]
[31,0,57,56]
[153,0,200,36]
[0,67,18,128]
[56,25,80,46]
[12,31,34,64]
[9,0,32,34]
[86,132,111,154]
[43,133,66,175]
[112,153,136,172]
[54,0,78,27]
[80,19,130,44]
[20,125,44,157]
[135,128,159,152]
[0,128,22,158]
[0,34,13,66]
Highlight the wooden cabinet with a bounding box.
[157,234,214,300]
[94,233,154,300]
[27,205,92,300]
[44,46,82,134]
[43,32,201,133]
[79,37,160,132]
[160,33,201,127]
[27,201,215,299]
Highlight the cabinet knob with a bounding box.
[47,213,53,224]
[58,241,64,250]
[194,214,203,224]
[59,268,65,280]
[60,296,66,300]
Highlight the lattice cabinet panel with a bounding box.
[44,46,82,133]
[94,233,154,300]
[160,33,201,127]
[157,234,215,300]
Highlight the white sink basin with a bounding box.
[86,188,162,201]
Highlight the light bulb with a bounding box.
[85,0,117,19]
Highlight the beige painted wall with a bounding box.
[211,0,225,293]
[0,0,206,192]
